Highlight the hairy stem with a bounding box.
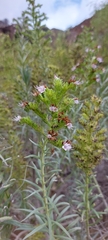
[41,139,54,240]
[85,172,91,240]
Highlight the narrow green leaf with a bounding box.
[23,223,47,240]
[52,221,72,239]
[0,216,12,222]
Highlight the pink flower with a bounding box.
[54,75,59,79]
[35,85,46,94]
[18,101,28,107]
[71,66,76,71]
[18,102,24,107]
[91,64,97,69]
[96,74,100,82]
[97,57,103,63]
[85,47,89,53]
[71,75,75,80]
[73,98,79,104]
[102,68,106,73]
[74,81,82,85]
[97,45,101,49]
[66,122,73,129]
[13,115,22,122]
[49,106,58,112]
[47,134,52,139]
[62,141,72,151]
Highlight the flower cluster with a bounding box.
[57,113,73,129]
[73,95,106,174]
[68,78,83,85]
[71,44,103,86]
[18,101,28,107]
[47,130,58,141]
[14,79,74,151]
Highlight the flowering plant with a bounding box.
[14,77,77,150]
[13,74,106,239]
[13,77,81,239]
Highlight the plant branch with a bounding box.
[85,172,91,240]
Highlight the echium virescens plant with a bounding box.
[13,77,80,240]
[73,95,106,240]
[14,0,50,102]
[14,0,50,90]
[69,28,104,102]
[13,0,51,170]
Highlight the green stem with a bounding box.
[85,172,91,240]
[41,139,55,240]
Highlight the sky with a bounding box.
[0,0,108,30]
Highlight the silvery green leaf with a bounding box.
[23,223,46,240]
[81,210,86,221]
[50,193,57,202]
[52,221,72,239]
[24,189,44,204]
[54,234,73,240]
[0,172,3,183]
[48,197,59,215]
[0,216,12,222]
[52,194,64,204]
[56,206,70,220]
[67,216,80,229]
[21,207,44,222]
[77,202,85,209]
[34,214,45,225]
[68,227,81,233]
[47,176,57,195]
[92,209,102,218]
[57,214,75,223]
[1,219,33,231]
[56,202,69,207]
[24,179,39,187]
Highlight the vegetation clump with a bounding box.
[0,1,108,239]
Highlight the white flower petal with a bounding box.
[54,75,59,79]
[66,123,73,129]
[13,115,22,122]
[96,74,100,82]
[97,45,101,49]
[74,81,82,85]
[47,134,52,139]
[36,85,46,93]
[62,142,72,151]
[71,66,76,71]
[85,47,89,53]
[74,98,79,104]
[91,64,97,69]
[97,57,103,63]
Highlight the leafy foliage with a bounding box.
[0,1,108,239]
